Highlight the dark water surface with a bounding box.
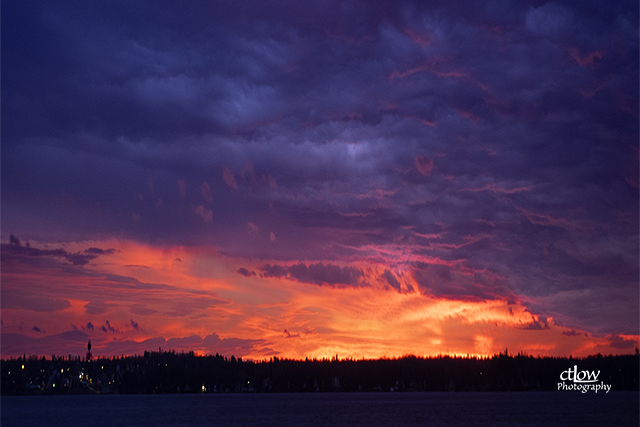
[2,392,638,427]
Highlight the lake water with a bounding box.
[2,392,638,427]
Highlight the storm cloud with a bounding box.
[1,0,637,353]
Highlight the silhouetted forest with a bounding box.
[2,350,638,395]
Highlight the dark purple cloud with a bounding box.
[100,321,118,334]
[607,334,637,349]
[84,247,117,255]
[237,267,256,277]
[516,315,550,330]
[1,240,101,266]
[1,288,71,313]
[412,262,514,302]
[1,0,637,338]
[380,269,402,291]
[84,301,117,315]
[260,262,365,287]
[283,329,300,339]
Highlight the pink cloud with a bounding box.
[461,183,536,195]
[515,206,591,232]
[194,205,213,223]
[403,28,432,47]
[568,48,605,68]
[223,166,238,190]
[201,181,213,203]
[415,155,434,176]
[241,162,257,183]
[177,179,186,197]
[456,109,480,123]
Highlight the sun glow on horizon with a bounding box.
[2,239,636,361]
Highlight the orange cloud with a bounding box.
[1,240,636,360]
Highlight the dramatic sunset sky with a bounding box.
[2,0,638,360]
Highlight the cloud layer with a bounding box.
[1,0,638,358]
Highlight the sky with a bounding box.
[1,0,638,360]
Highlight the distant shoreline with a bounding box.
[3,352,638,395]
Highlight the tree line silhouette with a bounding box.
[2,349,638,395]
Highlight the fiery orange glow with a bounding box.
[2,240,636,360]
